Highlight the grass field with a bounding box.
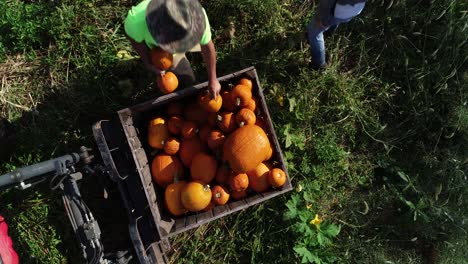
[1,0,467,263]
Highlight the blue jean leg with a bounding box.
[307,15,349,68]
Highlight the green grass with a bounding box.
[1,0,467,263]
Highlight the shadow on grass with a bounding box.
[0,55,162,263]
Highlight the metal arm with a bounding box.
[0,153,80,190]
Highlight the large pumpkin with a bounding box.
[223,125,271,173]
[179,137,205,167]
[151,154,184,188]
[165,181,187,216]
[157,72,179,94]
[148,117,169,149]
[190,153,217,184]
[151,47,173,70]
[181,181,212,212]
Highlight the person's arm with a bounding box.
[128,38,164,75]
[316,0,336,27]
[200,40,221,98]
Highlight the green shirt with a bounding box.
[124,0,212,48]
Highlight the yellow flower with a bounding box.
[310,214,322,229]
[306,204,312,209]
[277,96,284,107]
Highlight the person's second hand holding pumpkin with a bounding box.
[124,0,221,98]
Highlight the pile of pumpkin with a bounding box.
[148,78,287,217]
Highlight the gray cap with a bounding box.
[146,0,206,53]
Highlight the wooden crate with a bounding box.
[117,67,292,239]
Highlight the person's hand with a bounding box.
[208,78,221,99]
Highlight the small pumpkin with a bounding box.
[238,78,253,91]
[151,154,184,188]
[215,164,232,185]
[179,137,205,167]
[191,153,217,184]
[223,125,271,173]
[217,112,237,133]
[181,181,212,212]
[167,102,184,117]
[148,117,169,149]
[212,185,230,205]
[247,162,270,193]
[229,173,249,192]
[231,190,247,200]
[151,47,173,70]
[164,137,180,155]
[184,103,207,125]
[243,98,256,112]
[231,84,252,107]
[181,120,198,139]
[198,124,212,143]
[268,168,286,188]
[221,90,236,111]
[207,130,226,152]
[235,108,256,127]
[198,90,223,112]
[165,181,187,216]
[157,72,179,94]
[168,116,184,135]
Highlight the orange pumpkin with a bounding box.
[167,102,184,117]
[207,130,226,152]
[181,120,198,139]
[221,90,236,111]
[229,173,249,192]
[247,162,270,193]
[243,98,256,112]
[151,154,184,188]
[191,153,217,184]
[268,168,286,188]
[235,108,256,127]
[212,185,230,205]
[164,137,180,155]
[168,116,184,135]
[151,47,173,70]
[184,103,207,125]
[148,117,169,149]
[231,190,247,200]
[198,91,223,112]
[198,124,212,143]
[231,84,252,107]
[217,112,237,133]
[223,125,271,173]
[215,165,232,185]
[181,181,212,212]
[165,181,187,216]
[157,72,179,94]
[179,137,205,167]
[238,78,253,91]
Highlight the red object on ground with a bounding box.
[0,215,19,264]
